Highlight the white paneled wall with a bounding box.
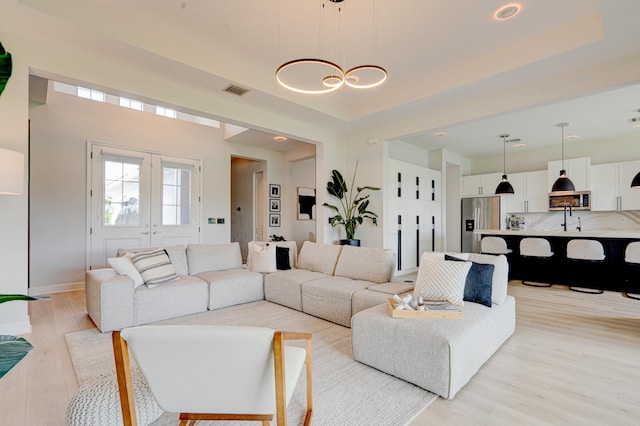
[385,159,441,274]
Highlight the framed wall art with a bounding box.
[269,184,281,198]
[297,187,316,220]
[269,213,281,227]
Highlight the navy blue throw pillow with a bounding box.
[275,246,291,270]
[444,255,493,307]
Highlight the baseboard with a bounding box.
[29,281,85,296]
[0,317,32,336]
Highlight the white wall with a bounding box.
[28,83,289,293]
[231,158,265,260]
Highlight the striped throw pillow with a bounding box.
[413,259,471,307]
[131,249,178,287]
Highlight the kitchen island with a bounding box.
[475,229,640,294]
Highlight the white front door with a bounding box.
[89,144,201,269]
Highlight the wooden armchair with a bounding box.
[113,325,312,426]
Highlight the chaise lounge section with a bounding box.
[351,251,516,399]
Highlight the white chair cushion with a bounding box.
[481,237,512,254]
[625,241,640,264]
[121,325,306,414]
[520,238,553,257]
[567,240,605,261]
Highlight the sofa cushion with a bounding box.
[264,269,329,311]
[272,241,298,268]
[301,277,371,327]
[468,253,508,305]
[297,241,342,275]
[196,269,264,310]
[131,249,178,287]
[108,255,144,287]
[413,258,471,307]
[334,245,395,283]
[164,245,189,276]
[247,242,277,273]
[187,243,242,275]
[133,275,208,326]
[445,255,493,308]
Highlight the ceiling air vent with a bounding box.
[223,84,249,96]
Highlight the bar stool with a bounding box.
[519,238,554,287]
[623,241,640,300]
[481,236,513,255]
[566,239,605,294]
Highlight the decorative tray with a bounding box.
[387,298,463,319]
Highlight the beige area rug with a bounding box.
[66,301,436,426]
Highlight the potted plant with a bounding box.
[323,161,380,246]
[0,294,50,379]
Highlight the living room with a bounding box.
[2,1,640,424]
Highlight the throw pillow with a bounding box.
[445,255,493,307]
[130,249,178,287]
[275,246,291,270]
[414,258,471,307]
[107,255,145,288]
[247,242,277,273]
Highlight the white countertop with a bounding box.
[474,229,640,239]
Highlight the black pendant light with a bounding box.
[551,122,575,193]
[495,133,514,195]
[632,171,640,188]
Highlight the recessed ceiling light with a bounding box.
[513,143,526,147]
[273,136,287,141]
[433,131,447,137]
[494,3,521,20]
[564,134,579,140]
[634,124,640,129]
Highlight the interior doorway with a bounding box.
[230,157,266,261]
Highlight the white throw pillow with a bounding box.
[108,255,145,288]
[413,259,471,307]
[247,242,277,273]
[130,249,178,287]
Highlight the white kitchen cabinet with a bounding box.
[505,170,548,213]
[461,172,502,196]
[592,161,640,211]
[547,157,591,192]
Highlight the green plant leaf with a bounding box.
[356,186,381,192]
[0,295,51,304]
[322,203,339,213]
[0,336,33,379]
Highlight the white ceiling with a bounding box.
[17,0,640,158]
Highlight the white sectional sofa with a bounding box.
[83,243,515,401]
[265,242,412,327]
[86,241,407,332]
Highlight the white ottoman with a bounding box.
[351,296,516,399]
[66,368,163,426]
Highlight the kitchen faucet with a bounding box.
[577,216,582,232]
[561,204,572,231]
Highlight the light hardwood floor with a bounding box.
[1,283,639,425]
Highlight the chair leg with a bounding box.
[569,287,604,294]
[623,292,640,300]
[112,331,137,426]
[522,280,552,288]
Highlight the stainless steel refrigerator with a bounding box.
[461,196,502,253]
